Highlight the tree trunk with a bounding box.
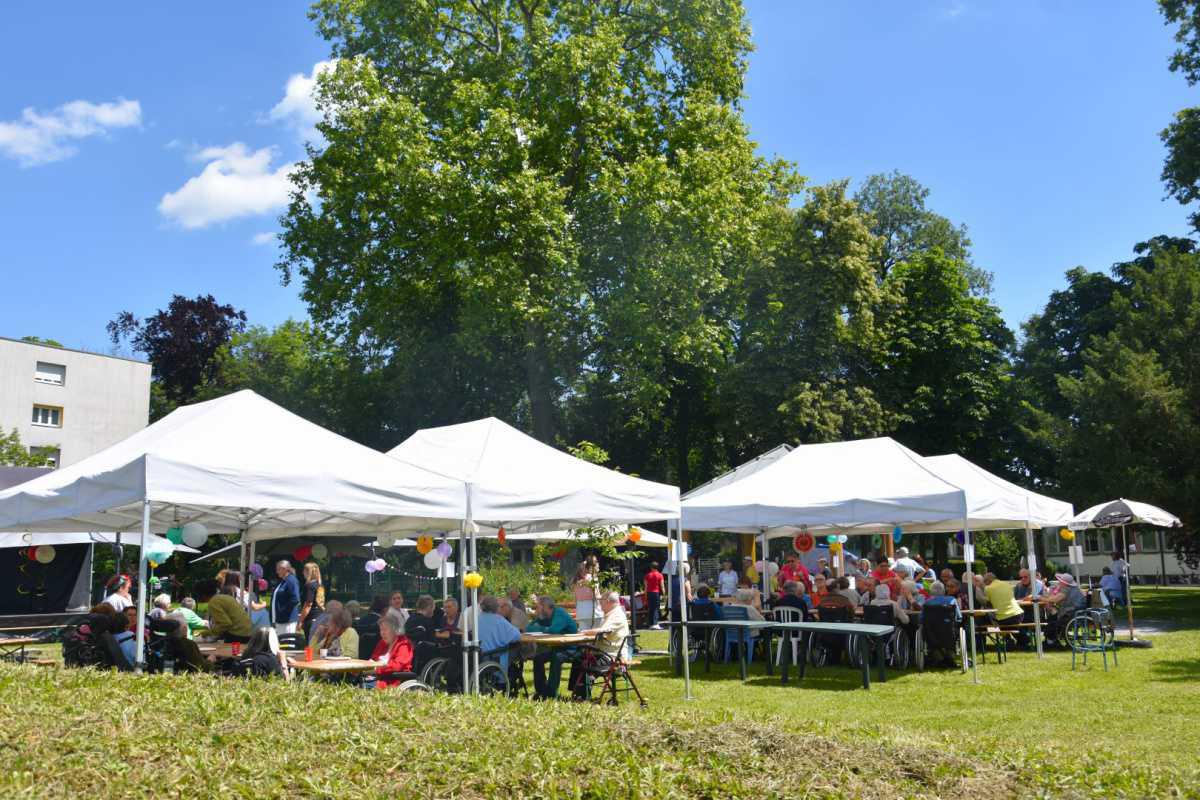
[524,319,557,443]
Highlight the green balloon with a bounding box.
[166,527,183,545]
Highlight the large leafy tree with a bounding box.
[281,0,794,448]
[107,294,247,419]
[1159,1,1200,230]
[0,429,51,468]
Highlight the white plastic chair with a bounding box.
[770,606,803,666]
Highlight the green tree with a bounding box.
[20,336,64,348]
[281,0,795,449]
[0,429,51,468]
[854,170,992,295]
[1159,2,1200,230]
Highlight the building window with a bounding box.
[31,404,62,427]
[1043,529,1067,555]
[34,362,66,385]
[1134,530,1161,553]
[29,447,60,468]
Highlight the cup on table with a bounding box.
[319,648,328,659]
[304,646,313,662]
[231,641,241,657]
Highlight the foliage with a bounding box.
[477,560,564,603]
[19,336,63,348]
[0,429,50,468]
[1160,2,1200,231]
[971,531,1022,578]
[107,294,247,419]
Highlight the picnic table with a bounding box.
[0,637,42,662]
[663,620,775,681]
[771,621,894,690]
[287,656,379,677]
[519,632,592,647]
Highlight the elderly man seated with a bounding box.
[569,590,629,699]
[476,595,522,671]
[498,596,528,631]
[773,580,811,617]
[527,595,579,700]
[1013,568,1046,600]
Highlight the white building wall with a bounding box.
[0,337,151,467]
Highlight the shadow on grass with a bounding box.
[1150,657,1200,682]
[635,652,951,691]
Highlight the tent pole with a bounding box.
[245,535,256,611]
[1122,525,1136,640]
[470,521,480,696]
[134,499,150,672]
[1025,521,1043,659]
[440,533,448,604]
[964,518,979,684]
[459,521,469,696]
[238,535,248,609]
[760,528,769,603]
[675,519,692,700]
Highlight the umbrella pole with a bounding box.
[1025,521,1043,659]
[1122,525,1136,640]
[134,499,150,672]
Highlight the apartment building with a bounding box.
[0,337,151,468]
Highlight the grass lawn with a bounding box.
[2,592,1199,799]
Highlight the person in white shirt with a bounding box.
[893,547,922,577]
[103,575,133,613]
[716,561,739,597]
[1110,551,1129,582]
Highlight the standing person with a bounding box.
[103,575,133,613]
[196,579,252,643]
[298,562,325,642]
[386,591,409,626]
[779,553,812,594]
[668,560,693,621]
[716,560,739,598]
[893,547,922,577]
[271,561,301,636]
[572,563,597,628]
[643,561,664,630]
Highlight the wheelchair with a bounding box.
[913,604,967,672]
[859,604,911,669]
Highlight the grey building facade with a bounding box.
[0,337,151,468]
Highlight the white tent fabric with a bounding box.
[369,526,670,548]
[0,390,466,538]
[387,417,680,529]
[682,444,792,500]
[681,437,968,534]
[0,531,198,553]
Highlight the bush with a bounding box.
[478,561,567,602]
[973,531,1023,578]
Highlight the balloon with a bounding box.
[374,558,388,571]
[955,531,966,545]
[826,534,837,544]
[1128,543,1138,554]
[249,563,263,578]
[148,561,158,569]
[870,534,883,549]
[436,541,453,559]
[34,545,55,564]
[1059,528,1074,541]
[463,572,484,590]
[423,550,444,570]
[892,526,903,543]
[181,522,209,549]
[256,578,268,592]
[416,535,434,555]
[364,561,379,574]
[830,542,843,555]
[311,543,328,560]
[793,533,814,553]
[754,561,779,576]
[165,527,183,545]
[294,545,313,562]
[497,528,507,546]
[745,566,758,583]
[144,541,174,565]
[628,528,642,543]
[25,547,37,560]
[838,534,848,544]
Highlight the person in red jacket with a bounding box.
[779,553,812,594]
[643,562,664,629]
[371,614,414,688]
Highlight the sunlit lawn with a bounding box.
[1,590,1198,798]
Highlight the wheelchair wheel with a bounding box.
[668,628,701,663]
[894,630,911,669]
[420,657,450,692]
[810,641,829,668]
[476,661,509,696]
[958,627,968,674]
[397,679,432,692]
[914,629,925,671]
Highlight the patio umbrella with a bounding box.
[1068,499,1182,645]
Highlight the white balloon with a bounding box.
[372,558,388,571]
[34,545,56,564]
[364,561,379,574]
[838,534,848,544]
[423,550,444,570]
[310,543,328,559]
[181,522,209,548]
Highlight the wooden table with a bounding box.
[196,642,237,659]
[288,656,380,677]
[0,637,42,662]
[519,632,592,647]
[770,621,894,690]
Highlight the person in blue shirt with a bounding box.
[1099,567,1124,606]
[922,580,961,622]
[526,595,579,699]
[476,595,522,672]
[112,613,138,667]
[691,584,724,618]
[271,560,302,636]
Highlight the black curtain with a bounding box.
[0,545,88,614]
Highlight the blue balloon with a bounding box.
[892,526,903,543]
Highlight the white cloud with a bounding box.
[158,143,295,229]
[267,60,336,140]
[0,98,141,166]
[250,231,276,246]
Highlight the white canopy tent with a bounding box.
[388,417,680,692]
[0,390,469,666]
[0,531,199,553]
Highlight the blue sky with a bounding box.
[0,2,1194,353]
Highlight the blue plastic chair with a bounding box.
[720,605,758,664]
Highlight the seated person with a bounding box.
[921,581,961,622]
[162,612,212,673]
[112,613,139,666]
[355,595,389,659]
[898,579,924,613]
[174,597,206,637]
[527,595,578,700]
[816,581,853,612]
[149,593,173,621]
[772,581,810,616]
[869,584,909,625]
[307,599,343,646]
[1099,567,1124,606]
[810,574,830,606]
[373,614,415,688]
[498,597,528,631]
[123,605,140,635]
[239,626,288,679]
[442,597,468,634]
[729,588,765,621]
[691,585,723,618]
[856,576,876,607]
[1043,573,1087,640]
[983,572,1027,648]
[833,576,861,608]
[1013,569,1046,600]
[476,595,522,671]
[195,579,253,643]
[313,606,358,657]
[570,591,630,698]
[404,594,451,673]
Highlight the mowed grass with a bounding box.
[1,592,1199,799]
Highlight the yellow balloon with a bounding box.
[1059,528,1075,541]
[463,571,484,590]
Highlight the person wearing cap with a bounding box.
[893,547,921,577]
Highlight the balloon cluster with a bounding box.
[463,572,484,589]
[416,535,434,555]
[25,545,56,564]
[364,557,388,574]
[627,528,642,544]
